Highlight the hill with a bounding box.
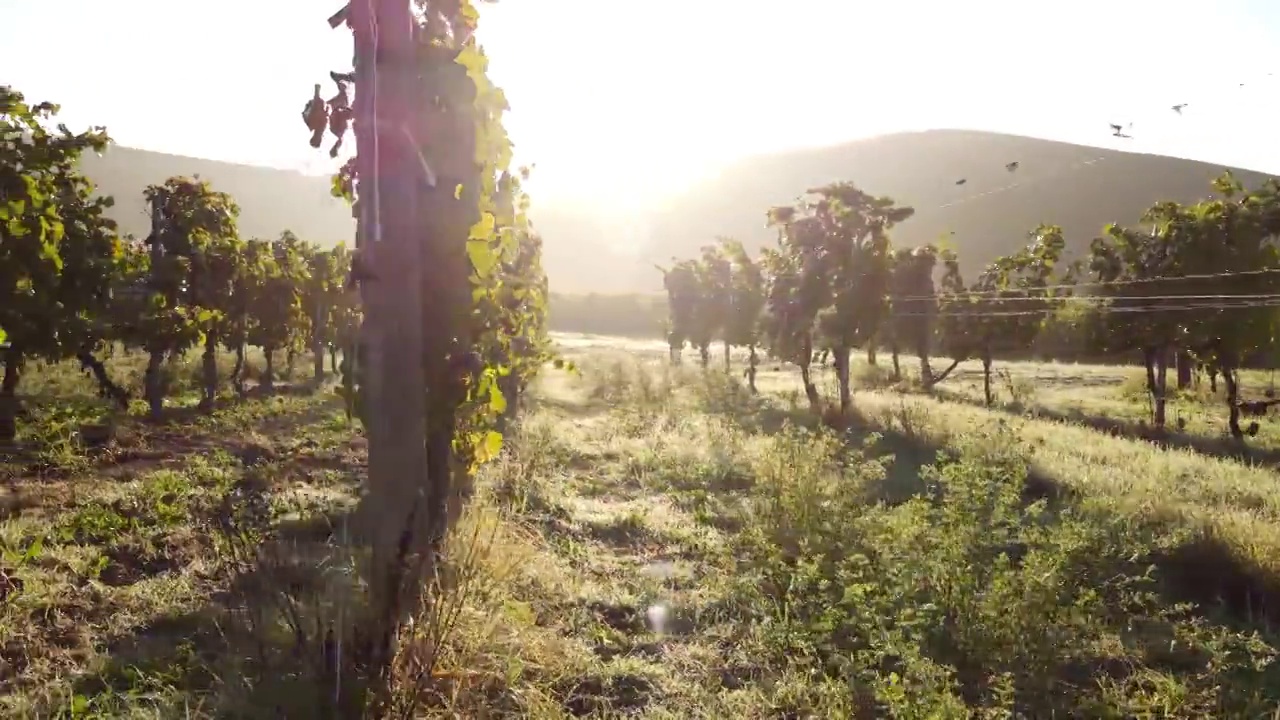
[75,144,630,293]
[76,132,1278,295]
[78,145,357,246]
[630,129,1277,291]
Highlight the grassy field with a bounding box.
[4,335,1280,717]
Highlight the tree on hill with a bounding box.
[695,243,733,370]
[774,182,914,413]
[199,233,248,409]
[657,258,701,365]
[886,243,961,387]
[247,232,310,392]
[1188,174,1280,439]
[303,243,354,379]
[638,130,1277,296]
[1088,206,1196,428]
[720,237,767,392]
[133,177,239,418]
[221,237,269,397]
[1091,173,1280,438]
[940,225,1069,406]
[760,205,825,410]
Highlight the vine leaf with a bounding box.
[488,382,507,414]
[467,212,498,277]
[469,210,495,239]
[467,239,496,277]
[476,430,503,463]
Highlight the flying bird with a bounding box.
[1005,161,1019,172]
[955,178,967,185]
[1172,104,1187,114]
[1109,123,1123,135]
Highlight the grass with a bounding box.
[4,337,1280,716]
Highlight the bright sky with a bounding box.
[3,0,1279,214]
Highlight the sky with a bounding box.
[3,0,1280,214]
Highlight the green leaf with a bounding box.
[22,535,43,563]
[0,326,7,346]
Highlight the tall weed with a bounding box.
[729,422,1280,716]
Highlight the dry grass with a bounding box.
[5,337,1280,717]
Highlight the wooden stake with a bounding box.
[348,0,430,656]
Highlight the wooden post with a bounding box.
[144,198,166,419]
[347,0,431,640]
[312,284,326,382]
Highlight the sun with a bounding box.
[477,2,731,214]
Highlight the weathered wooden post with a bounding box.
[344,0,432,646]
[318,1,483,696]
[143,197,166,419]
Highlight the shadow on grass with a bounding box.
[933,387,1280,469]
[1157,530,1280,627]
[63,611,226,716]
[66,579,367,719]
[67,496,625,719]
[1,384,340,480]
[695,386,1079,511]
[521,391,603,418]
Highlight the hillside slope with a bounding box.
[634,129,1275,290]
[75,144,628,293]
[78,146,356,246]
[77,132,1276,294]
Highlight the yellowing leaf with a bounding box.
[467,239,496,278]
[456,46,487,79]
[476,430,503,463]
[460,0,480,26]
[489,384,507,414]
[469,212,495,240]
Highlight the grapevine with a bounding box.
[299,1,556,709]
[0,86,112,439]
[0,84,367,440]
